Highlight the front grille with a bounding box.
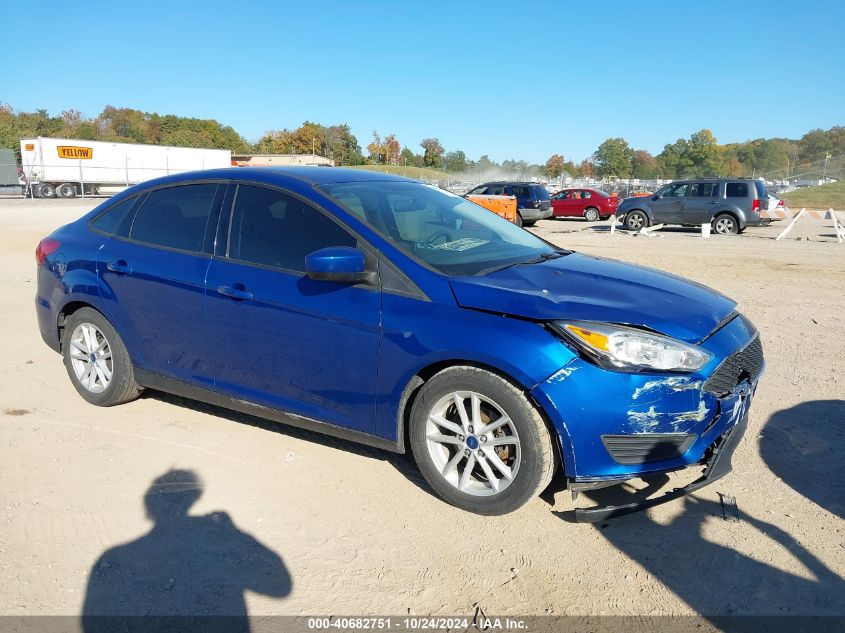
[703,335,764,397]
[602,434,696,465]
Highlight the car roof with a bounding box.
[129,166,417,190]
[479,181,544,186]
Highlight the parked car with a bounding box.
[616,178,769,234]
[36,167,764,519]
[465,182,552,226]
[550,188,618,221]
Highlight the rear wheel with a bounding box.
[583,207,600,222]
[515,213,524,227]
[713,213,739,235]
[624,210,648,231]
[62,307,142,406]
[39,183,56,199]
[409,366,555,515]
[56,183,77,198]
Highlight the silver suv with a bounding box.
[616,178,769,234]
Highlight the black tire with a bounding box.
[624,210,648,231]
[409,366,555,515]
[522,220,536,227]
[583,207,600,222]
[712,213,739,235]
[62,307,142,406]
[56,183,77,198]
[39,183,56,199]
[515,213,524,228]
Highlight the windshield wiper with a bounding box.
[477,250,570,275]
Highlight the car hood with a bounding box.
[449,253,736,343]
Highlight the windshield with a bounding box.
[319,181,559,276]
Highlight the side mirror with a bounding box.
[652,194,661,201]
[305,247,372,283]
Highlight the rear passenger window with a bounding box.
[229,185,356,271]
[690,183,718,197]
[130,184,219,252]
[91,196,136,236]
[726,183,748,197]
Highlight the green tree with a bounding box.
[444,150,467,172]
[798,129,834,163]
[594,138,633,178]
[685,129,723,176]
[399,147,414,165]
[420,138,444,168]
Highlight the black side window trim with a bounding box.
[88,194,142,237]
[126,182,223,255]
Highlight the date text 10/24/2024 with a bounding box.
[307,617,528,631]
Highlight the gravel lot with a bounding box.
[1,198,843,620]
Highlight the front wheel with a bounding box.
[583,207,600,222]
[409,367,555,515]
[515,213,524,228]
[713,213,739,235]
[624,210,648,231]
[62,307,142,406]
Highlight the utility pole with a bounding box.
[823,153,831,182]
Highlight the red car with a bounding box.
[550,188,618,221]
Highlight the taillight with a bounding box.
[777,199,784,207]
[36,238,60,265]
[751,199,760,213]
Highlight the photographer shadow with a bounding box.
[82,469,291,633]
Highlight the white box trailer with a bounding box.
[20,137,232,198]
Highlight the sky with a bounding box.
[2,0,843,164]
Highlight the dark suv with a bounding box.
[465,182,552,226]
[616,178,769,234]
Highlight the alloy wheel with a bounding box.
[425,391,521,496]
[68,323,113,393]
[714,217,736,234]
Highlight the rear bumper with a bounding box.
[574,397,750,522]
[519,207,553,222]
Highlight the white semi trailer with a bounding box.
[20,137,232,198]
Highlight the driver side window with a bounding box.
[228,185,356,271]
[663,183,689,198]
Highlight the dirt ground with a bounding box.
[1,197,843,619]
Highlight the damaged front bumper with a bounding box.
[573,386,751,522]
[529,313,762,520]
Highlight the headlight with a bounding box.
[554,320,712,372]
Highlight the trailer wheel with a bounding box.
[39,183,57,199]
[56,183,77,198]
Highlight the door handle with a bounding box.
[106,260,130,275]
[709,201,718,205]
[217,284,253,301]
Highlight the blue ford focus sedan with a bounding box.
[35,168,763,519]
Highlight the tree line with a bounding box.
[565,126,845,181]
[1,104,841,180]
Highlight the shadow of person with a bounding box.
[82,469,291,633]
[760,399,845,520]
